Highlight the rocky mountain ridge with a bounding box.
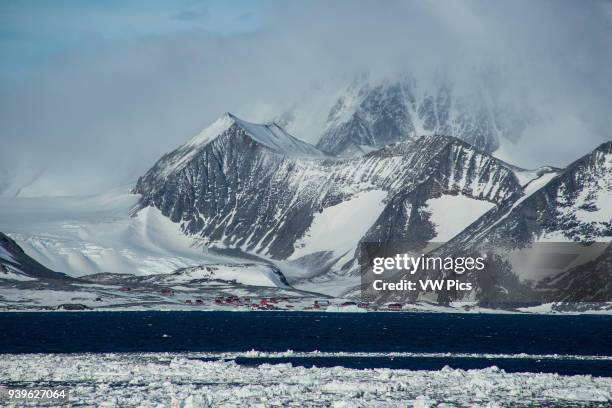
[134,114,535,283]
[310,77,527,157]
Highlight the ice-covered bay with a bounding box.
[1,353,610,407]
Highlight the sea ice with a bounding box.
[0,353,609,407]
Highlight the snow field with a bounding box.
[425,194,495,241]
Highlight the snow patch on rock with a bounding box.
[426,194,495,241]
[0,191,230,277]
[291,190,387,260]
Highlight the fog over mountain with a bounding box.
[1,0,611,196]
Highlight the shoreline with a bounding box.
[1,305,611,315]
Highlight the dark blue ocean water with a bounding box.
[1,311,611,376]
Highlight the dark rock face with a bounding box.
[134,115,523,276]
[316,78,526,157]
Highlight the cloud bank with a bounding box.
[0,0,610,196]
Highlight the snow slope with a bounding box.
[160,264,290,288]
[0,189,231,277]
[512,166,558,187]
[228,114,327,158]
[425,194,495,241]
[1,231,69,281]
[290,190,387,260]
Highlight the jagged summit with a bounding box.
[309,76,528,157]
[451,139,611,246]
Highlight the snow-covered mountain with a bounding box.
[368,141,611,306]
[281,76,528,157]
[453,141,611,246]
[2,102,608,308]
[458,141,611,306]
[147,113,327,180]
[134,114,530,288]
[0,191,222,277]
[1,229,309,311]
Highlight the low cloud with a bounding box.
[0,0,610,196]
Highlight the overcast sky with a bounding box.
[1,0,611,196]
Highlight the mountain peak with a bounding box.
[185,112,326,159]
[144,113,329,181]
[309,75,529,157]
[185,112,237,148]
[594,140,612,154]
